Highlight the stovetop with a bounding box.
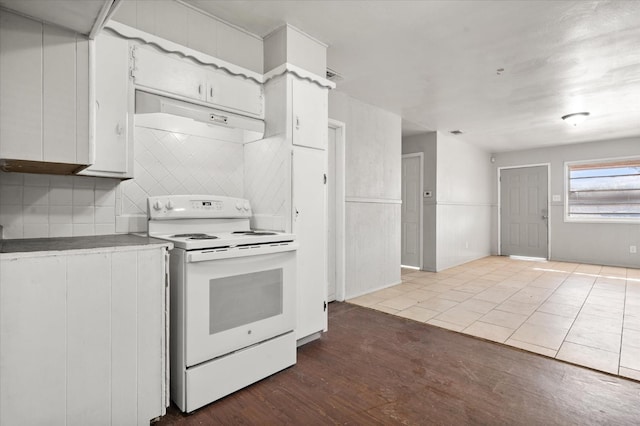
[147,195,294,250]
[154,230,295,250]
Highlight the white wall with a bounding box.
[436,132,492,270]
[402,132,492,272]
[329,91,402,298]
[492,136,640,268]
[112,0,263,73]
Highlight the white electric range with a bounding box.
[148,195,298,413]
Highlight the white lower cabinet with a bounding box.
[0,246,168,426]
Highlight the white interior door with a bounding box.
[500,165,549,258]
[401,154,423,268]
[327,126,337,301]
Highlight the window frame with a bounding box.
[564,155,640,224]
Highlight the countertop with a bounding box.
[0,234,172,257]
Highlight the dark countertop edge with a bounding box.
[0,234,172,256]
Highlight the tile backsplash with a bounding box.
[120,126,244,216]
[0,172,118,239]
[0,125,246,239]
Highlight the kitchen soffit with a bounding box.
[183,0,640,153]
[0,0,111,35]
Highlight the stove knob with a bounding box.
[243,201,250,211]
[235,202,242,211]
[153,200,164,211]
[166,200,174,210]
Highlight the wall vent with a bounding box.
[326,67,344,82]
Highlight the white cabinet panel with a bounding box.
[0,256,67,425]
[76,37,90,163]
[293,146,328,339]
[43,25,78,163]
[134,47,206,101]
[80,32,133,178]
[137,249,165,424]
[186,8,218,59]
[154,0,188,47]
[292,79,328,150]
[207,69,263,117]
[67,253,111,426]
[111,251,139,424]
[0,11,43,160]
[0,10,90,168]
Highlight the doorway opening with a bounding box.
[327,119,346,302]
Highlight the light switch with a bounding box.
[552,195,561,202]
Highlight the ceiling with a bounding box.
[183,0,640,153]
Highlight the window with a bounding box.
[566,158,640,222]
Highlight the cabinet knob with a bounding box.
[210,87,214,98]
[198,84,202,94]
[115,123,123,136]
[295,116,300,129]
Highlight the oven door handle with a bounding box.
[187,243,298,263]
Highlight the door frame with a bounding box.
[497,163,551,259]
[401,153,424,270]
[328,118,346,301]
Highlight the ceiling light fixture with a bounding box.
[561,112,590,126]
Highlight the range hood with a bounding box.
[135,91,265,143]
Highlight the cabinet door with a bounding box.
[292,79,328,150]
[0,11,90,166]
[206,69,263,117]
[43,25,79,163]
[134,46,206,101]
[292,146,328,339]
[0,11,43,160]
[0,256,67,425]
[80,33,132,177]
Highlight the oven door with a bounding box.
[184,248,296,367]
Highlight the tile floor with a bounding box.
[348,256,640,380]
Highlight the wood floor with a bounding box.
[157,302,640,425]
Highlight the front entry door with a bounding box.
[500,166,549,258]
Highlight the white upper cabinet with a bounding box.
[206,68,263,117]
[79,32,134,178]
[292,78,328,150]
[134,47,207,102]
[0,10,90,173]
[0,11,43,161]
[133,46,263,118]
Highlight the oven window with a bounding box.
[209,269,283,334]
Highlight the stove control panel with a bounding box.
[193,200,223,210]
[148,195,252,219]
